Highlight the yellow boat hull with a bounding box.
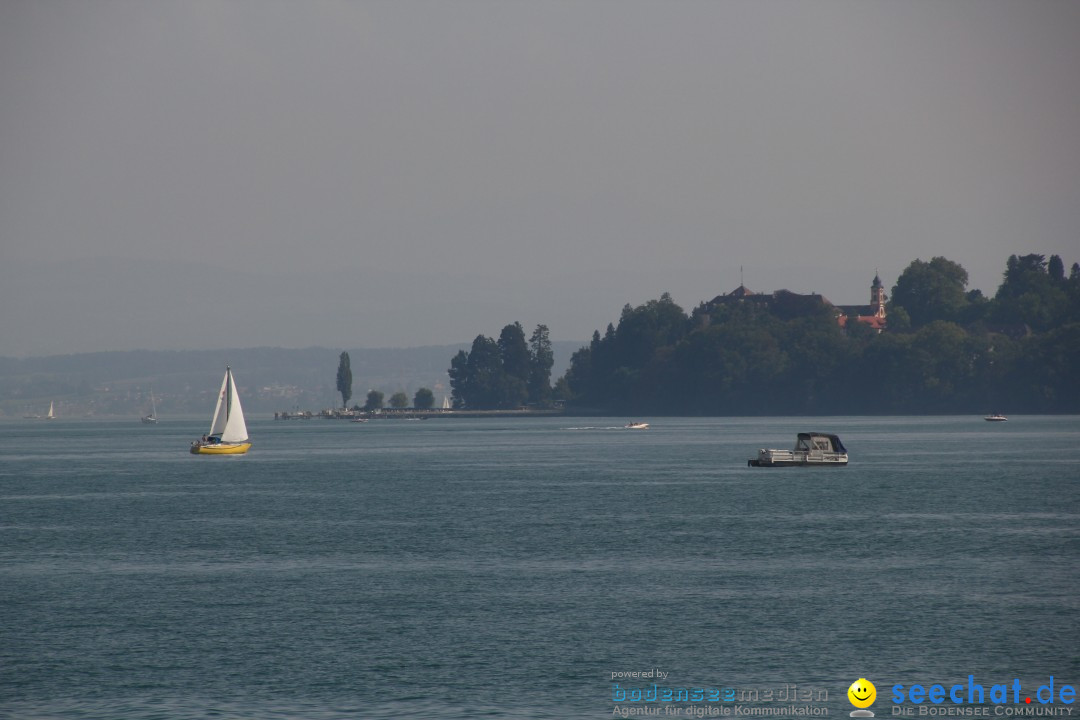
[190,442,251,455]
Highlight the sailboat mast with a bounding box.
[209,370,230,435]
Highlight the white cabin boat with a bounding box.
[748,432,848,467]
[984,414,1007,422]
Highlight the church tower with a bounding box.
[870,272,887,318]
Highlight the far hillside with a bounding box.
[0,344,581,418]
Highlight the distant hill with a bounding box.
[0,343,582,418]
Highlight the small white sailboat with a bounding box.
[190,367,251,455]
[442,395,452,410]
[45,401,57,420]
[141,389,159,424]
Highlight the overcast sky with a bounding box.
[2,1,1078,357]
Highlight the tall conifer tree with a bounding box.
[336,351,352,409]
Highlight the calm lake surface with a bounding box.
[1,416,1077,719]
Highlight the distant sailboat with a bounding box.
[190,367,251,455]
[442,395,452,410]
[45,401,57,420]
[141,389,159,424]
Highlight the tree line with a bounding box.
[336,324,557,412]
[336,351,438,411]
[556,253,1079,415]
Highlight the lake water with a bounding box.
[1,416,1077,719]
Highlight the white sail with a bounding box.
[220,369,249,442]
[142,388,158,422]
[442,395,451,410]
[207,368,248,441]
[46,401,55,419]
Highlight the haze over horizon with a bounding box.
[2,1,1078,358]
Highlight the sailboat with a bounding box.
[442,395,452,410]
[190,367,251,455]
[45,401,57,420]
[141,388,159,424]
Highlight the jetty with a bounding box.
[275,407,563,420]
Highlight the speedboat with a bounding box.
[748,432,848,467]
[625,422,649,429]
[984,414,1007,422]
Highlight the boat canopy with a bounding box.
[795,433,846,453]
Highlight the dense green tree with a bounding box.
[890,257,971,327]
[335,352,352,409]
[1003,253,1047,286]
[498,322,531,384]
[413,387,435,410]
[999,323,1080,412]
[363,390,384,411]
[960,288,990,325]
[528,324,554,404]
[885,305,911,333]
[1048,255,1065,282]
[448,350,469,408]
[552,376,573,402]
[613,293,688,369]
[563,339,595,404]
[447,323,554,409]
[448,333,527,409]
[389,392,409,409]
[1068,263,1080,315]
[466,335,506,408]
[991,253,1070,331]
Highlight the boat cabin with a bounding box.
[795,433,846,454]
[748,432,848,467]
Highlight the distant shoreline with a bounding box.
[278,408,566,420]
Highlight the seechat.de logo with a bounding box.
[849,678,877,717]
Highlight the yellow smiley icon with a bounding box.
[848,678,877,709]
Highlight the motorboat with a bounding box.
[748,432,848,467]
[984,414,1007,422]
[625,422,649,429]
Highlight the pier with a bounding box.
[274,407,564,420]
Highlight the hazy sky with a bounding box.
[2,1,1078,357]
